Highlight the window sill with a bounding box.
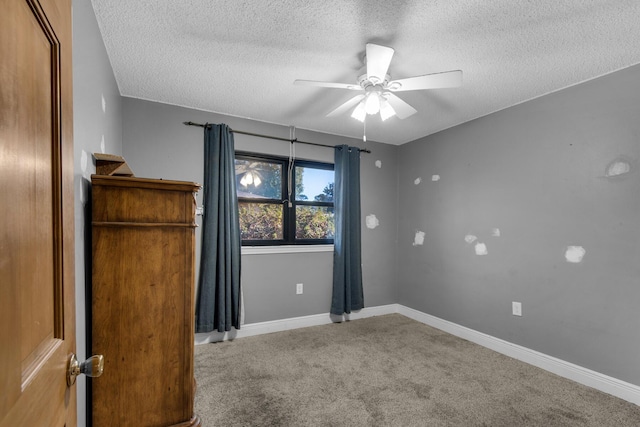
[241,245,334,255]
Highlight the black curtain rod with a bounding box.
[183,121,371,154]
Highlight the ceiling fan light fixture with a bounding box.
[379,98,396,121]
[364,92,381,115]
[351,101,366,122]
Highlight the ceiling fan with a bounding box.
[294,43,462,122]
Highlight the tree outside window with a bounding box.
[235,153,334,245]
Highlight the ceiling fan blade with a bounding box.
[294,80,363,90]
[366,43,394,84]
[388,70,462,92]
[384,93,417,119]
[326,94,366,117]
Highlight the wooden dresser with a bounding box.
[91,175,201,427]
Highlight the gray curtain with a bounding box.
[195,124,242,332]
[331,145,364,315]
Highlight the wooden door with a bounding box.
[0,0,76,426]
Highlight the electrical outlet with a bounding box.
[296,283,303,295]
[512,301,522,316]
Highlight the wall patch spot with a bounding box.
[101,94,106,113]
[605,159,631,177]
[432,175,440,182]
[565,246,586,263]
[80,150,88,173]
[464,234,477,244]
[413,231,425,246]
[365,214,379,229]
[375,160,382,168]
[78,180,84,203]
[491,228,501,237]
[414,177,422,185]
[475,242,488,256]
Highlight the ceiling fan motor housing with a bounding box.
[357,72,390,89]
[357,72,402,92]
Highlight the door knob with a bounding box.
[67,354,104,386]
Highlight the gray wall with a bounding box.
[397,64,640,386]
[73,0,640,406]
[72,0,123,424]
[121,98,399,323]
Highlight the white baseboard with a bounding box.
[194,304,398,345]
[397,305,640,406]
[194,303,640,406]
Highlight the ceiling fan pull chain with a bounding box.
[363,116,367,142]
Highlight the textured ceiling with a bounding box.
[92,0,640,145]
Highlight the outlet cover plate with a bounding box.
[296,283,303,294]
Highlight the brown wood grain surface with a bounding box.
[1,0,76,425]
[91,176,201,427]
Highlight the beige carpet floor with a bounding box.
[194,314,640,426]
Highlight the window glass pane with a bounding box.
[235,159,282,199]
[295,167,334,202]
[238,202,283,240]
[296,206,335,239]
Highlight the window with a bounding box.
[235,152,334,245]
